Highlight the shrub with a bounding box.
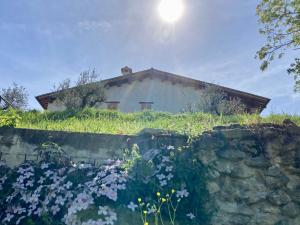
[0,109,21,128]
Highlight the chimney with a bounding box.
[121,66,133,75]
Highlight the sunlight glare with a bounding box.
[158,0,184,24]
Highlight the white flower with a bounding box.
[167,145,175,150]
[51,205,60,215]
[159,180,167,186]
[38,176,46,184]
[16,216,25,225]
[166,173,174,180]
[156,174,166,180]
[44,170,53,177]
[162,156,170,163]
[186,212,195,220]
[2,213,14,222]
[55,196,65,206]
[41,162,49,170]
[176,189,189,198]
[98,206,109,215]
[127,202,138,212]
[65,181,73,189]
[165,166,173,172]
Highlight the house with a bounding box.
[36,67,270,113]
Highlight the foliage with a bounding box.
[53,69,106,109]
[0,141,210,225]
[187,85,246,115]
[34,142,72,166]
[14,109,300,136]
[288,58,300,91]
[0,109,21,128]
[124,144,210,225]
[1,83,28,109]
[256,0,300,91]
[0,159,127,225]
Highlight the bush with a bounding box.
[0,109,21,128]
[0,142,210,225]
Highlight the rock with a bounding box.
[282,202,299,218]
[197,148,217,165]
[244,156,271,168]
[267,190,291,206]
[283,119,297,127]
[207,181,220,194]
[265,175,289,189]
[138,128,177,136]
[216,149,246,161]
[243,191,267,204]
[266,166,282,177]
[194,134,225,150]
[213,160,234,174]
[238,140,260,155]
[261,204,281,214]
[254,212,280,225]
[230,164,255,178]
[218,128,254,140]
[207,167,220,179]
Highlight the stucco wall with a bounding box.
[48,77,203,113]
[0,127,187,168]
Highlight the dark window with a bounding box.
[139,102,153,110]
[106,101,120,110]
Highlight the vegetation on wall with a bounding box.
[0,141,210,225]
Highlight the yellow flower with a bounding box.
[162,198,166,202]
[172,189,175,194]
[156,192,161,197]
[138,198,142,203]
[143,210,147,214]
[144,223,149,225]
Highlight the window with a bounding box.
[106,101,120,110]
[139,102,153,110]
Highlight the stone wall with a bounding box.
[1,123,300,224]
[193,123,300,225]
[0,127,187,167]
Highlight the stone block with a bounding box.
[282,202,299,218]
[267,190,291,206]
[216,149,246,161]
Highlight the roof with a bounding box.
[0,95,14,109]
[36,68,270,112]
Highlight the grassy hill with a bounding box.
[15,108,300,136]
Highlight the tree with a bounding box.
[186,85,246,115]
[53,69,106,109]
[256,0,300,91]
[1,83,28,110]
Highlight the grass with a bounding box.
[14,108,300,136]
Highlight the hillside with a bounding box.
[15,108,300,136]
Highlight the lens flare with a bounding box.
[158,0,184,23]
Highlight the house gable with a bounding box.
[35,68,270,113]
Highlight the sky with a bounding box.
[0,0,299,114]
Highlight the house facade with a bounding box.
[36,67,270,113]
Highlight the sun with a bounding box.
[158,0,184,24]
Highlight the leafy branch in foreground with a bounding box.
[256,0,300,91]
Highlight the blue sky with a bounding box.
[0,0,299,114]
